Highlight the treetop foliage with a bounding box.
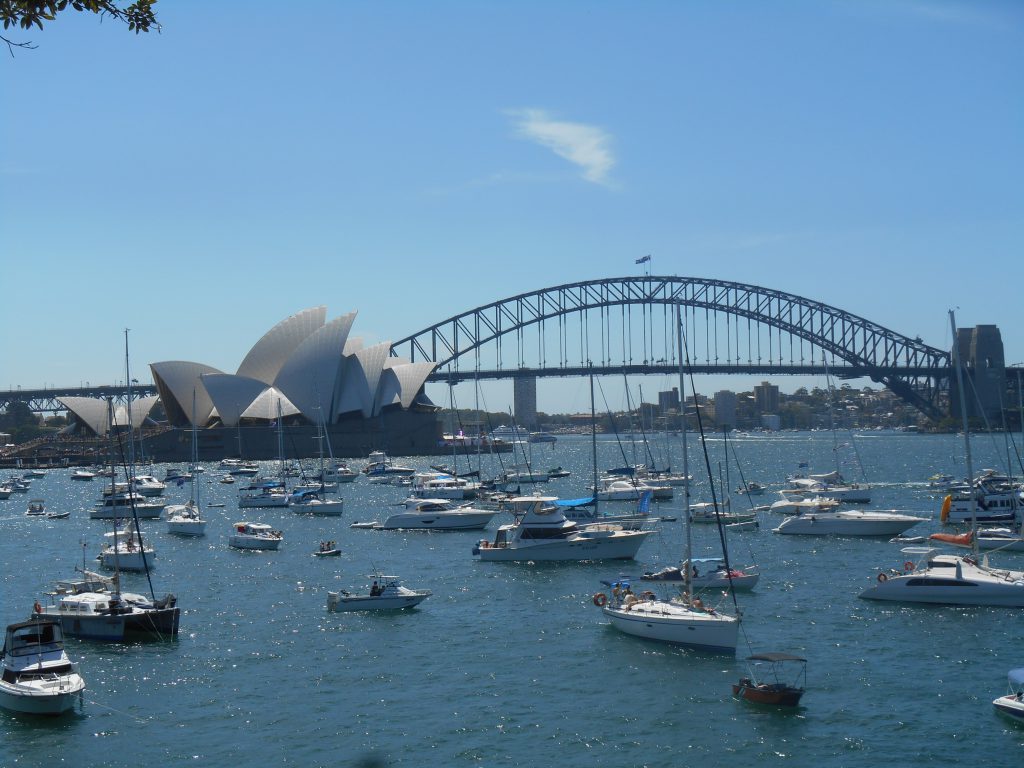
[1,0,159,52]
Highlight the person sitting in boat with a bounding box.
[370,580,382,596]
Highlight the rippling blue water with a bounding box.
[2,431,1024,767]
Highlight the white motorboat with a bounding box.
[940,470,1020,525]
[70,469,96,481]
[35,570,179,641]
[229,521,283,550]
[321,462,358,484]
[131,474,167,497]
[473,496,651,562]
[781,473,871,504]
[773,509,927,536]
[90,491,165,519]
[768,496,840,516]
[220,458,260,476]
[381,498,497,530]
[993,668,1024,723]
[737,481,766,496]
[326,575,431,612]
[289,489,344,516]
[410,472,480,499]
[98,525,156,572]
[165,501,207,536]
[0,618,85,715]
[162,467,192,483]
[859,547,1024,606]
[238,480,290,508]
[362,451,415,477]
[26,498,46,516]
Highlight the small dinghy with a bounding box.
[349,521,381,529]
[733,653,807,707]
[47,511,71,520]
[313,541,341,557]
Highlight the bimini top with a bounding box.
[1008,668,1024,687]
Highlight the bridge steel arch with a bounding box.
[391,276,952,420]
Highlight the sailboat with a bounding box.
[596,307,740,654]
[289,410,344,516]
[166,390,208,536]
[36,333,180,640]
[859,311,1024,606]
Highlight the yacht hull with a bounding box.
[476,532,650,562]
[602,602,739,653]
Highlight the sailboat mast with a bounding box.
[675,305,692,603]
[590,366,598,518]
[949,310,979,556]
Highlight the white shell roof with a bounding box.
[274,311,356,421]
[240,388,302,421]
[374,361,435,415]
[150,361,223,425]
[59,397,112,435]
[59,396,160,435]
[236,306,326,385]
[201,373,271,428]
[145,308,436,426]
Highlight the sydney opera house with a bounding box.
[61,307,443,462]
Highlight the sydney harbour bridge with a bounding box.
[3,277,1015,423]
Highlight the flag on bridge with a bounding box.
[635,255,651,264]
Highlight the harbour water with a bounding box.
[2,431,1023,766]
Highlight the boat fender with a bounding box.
[904,561,915,572]
[592,592,608,607]
[640,591,656,601]
[877,572,888,583]
[33,601,42,614]
[940,495,951,523]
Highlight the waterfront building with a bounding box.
[754,381,780,414]
[58,307,441,461]
[514,375,538,429]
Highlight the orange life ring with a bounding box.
[877,572,888,583]
[33,601,42,614]
[592,592,608,607]
[904,561,915,572]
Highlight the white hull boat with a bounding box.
[0,618,85,715]
[773,509,927,536]
[993,668,1024,723]
[381,498,496,530]
[860,547,1024,606]
[229,522,283,550]
[326,576,431,612]
[599,594,739,653]
[165,502,207,536]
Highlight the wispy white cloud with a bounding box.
[507,108,615,185]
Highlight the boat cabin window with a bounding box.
[520,526,571,540]
[494,530,508,546]
[907,578,975,587]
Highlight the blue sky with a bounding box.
[2,0,1021,415]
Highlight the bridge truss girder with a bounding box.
[392,277,951,420]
